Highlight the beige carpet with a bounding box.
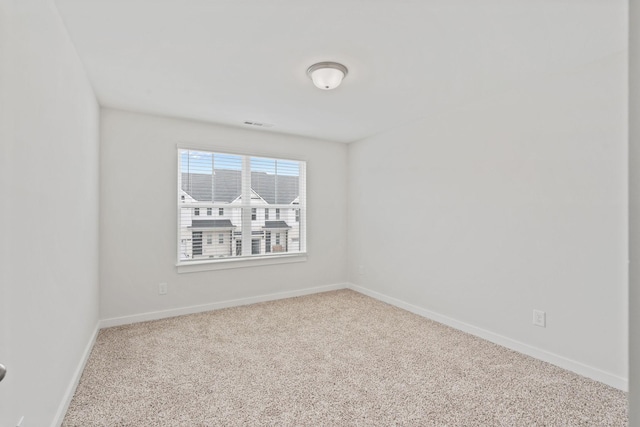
[63,290,627,426]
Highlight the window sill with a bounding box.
[176,253,307,274]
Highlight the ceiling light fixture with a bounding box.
[307,62,348,90]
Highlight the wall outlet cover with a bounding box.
[158,282,168,295]
[533,309,546,327]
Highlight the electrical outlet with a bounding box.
[533,309,546,327]
[158,282,168,295]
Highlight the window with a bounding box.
[192,231,202,255]
[252,239,261,254]
[178,148,306,266]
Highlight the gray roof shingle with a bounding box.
[181,170,299,204]
[181,170,241,203]
[263,220,291,229]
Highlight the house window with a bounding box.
[178,148,306,266]
[251,239,261,254]
[192,231,203,256]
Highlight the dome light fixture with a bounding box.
[307,62,348,90]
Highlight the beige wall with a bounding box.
[0,1,100,425]
[99,109,348,321]
[348,52,627,388]
[629,0,639,422]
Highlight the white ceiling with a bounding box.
[54,0,626,143]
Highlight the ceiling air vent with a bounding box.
[243,121,274,128]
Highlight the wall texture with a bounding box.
[99,109,348,321]
[0,0,100,425]
[348,53,627,388]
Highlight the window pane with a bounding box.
[250,157,300,205]
[180,150,242,205]
[263,207,301,254]
[179,206,241,261]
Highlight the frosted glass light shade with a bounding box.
[307,62,348,90]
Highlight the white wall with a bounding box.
[0,1,100,426]
[348,53,627,388]
[99,109,348,321]
[629,0,639,422]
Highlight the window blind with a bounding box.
[178,148,306,264]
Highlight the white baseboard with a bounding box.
[347,283,628,391]
[100,283,348,328]
[52,323,100,427]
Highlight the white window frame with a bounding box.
[176,146,307,273]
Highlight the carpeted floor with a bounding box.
[63,289,627,426]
